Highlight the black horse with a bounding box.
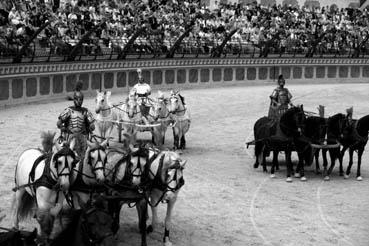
[50,195,116,246]
[0,228,37,246]
[304,113,346,179]
[337,114,369,180]
[303,115,327,174]
[0,196,115,246]
[253,105,310,182]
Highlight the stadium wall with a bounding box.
[0,58,368,106]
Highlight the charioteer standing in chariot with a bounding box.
[268,74,293,120]
[131,68,152,119]
[57,81,95,158]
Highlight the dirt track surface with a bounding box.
[0,83,368,246]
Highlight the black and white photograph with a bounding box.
[0,0,368,245]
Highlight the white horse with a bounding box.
[95,90,119,142]
[148,91,171,149]
[145,149,186,246]
[67,138,108,209]
[168,91,191,150]
[118,93,148,145]
[105,143,155,246]
[12,132,78,243]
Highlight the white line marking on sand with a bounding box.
[316,181,354,246]
[249,177,272,246]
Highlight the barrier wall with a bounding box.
[0,58,368,106]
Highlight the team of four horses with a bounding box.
[11,89,191,246]
[249,104,369,183]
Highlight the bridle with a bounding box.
[149,100,170,121]
[80,208,114,245]
[165,162,185,193]
[88,146,107,174]
[146,154,185,207]
[169,95,186,114]
[124,99,141,118]
[52,147,78,178]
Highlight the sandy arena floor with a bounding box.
[0,83,368,246]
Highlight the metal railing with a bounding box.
[1,36,368,64]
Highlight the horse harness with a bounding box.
[71,146,107,193]
[144,154,185,207]
[22,148,77,192]
[111,147,154,190]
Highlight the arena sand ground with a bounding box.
[0,83,368,246]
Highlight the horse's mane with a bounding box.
[178,94,185,105]
[41,131,56,153]
[280,106,304,136]
[327,113,345,136]
[328,113,345,126]
[280,107,301,123]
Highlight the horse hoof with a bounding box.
[357,176,363,181]
[294,173,301,178]
[270,174,276,179]
[147,225,153,234]
[300,176,307,182]
[344,174,350,179]
[286,177,293,183]
[316,170,321,175]
[253,163,259,169]
[263,169,268,173]
[324,176,330,181]
[339,172,344,176]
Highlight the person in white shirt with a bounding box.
[131,68,151,118]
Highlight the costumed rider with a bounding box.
[130,68,152,119]
[346,106,354,126]
[268,74,293,120]
[57,81,95,159]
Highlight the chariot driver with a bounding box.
[268,74,293,120]
[57,81,95,158]
[346,106,354,126]
[130,68,152,118]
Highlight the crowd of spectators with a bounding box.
[0,0,368,59]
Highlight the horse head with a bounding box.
[53,194,114,246]
[125,96,139,119]
[161,151,186,201]
[280,105,306,137]
[95,90,111,114]
[52,142,78,191]
[168,91,185,114]
[150,96,169,121]
[128,145,149,186]
[86,140,108,183]
[327,113,346,138]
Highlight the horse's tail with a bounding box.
[41,131,56,153]
[12,191,35,222]
[254,140,264,158]
[253,116,271,158]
